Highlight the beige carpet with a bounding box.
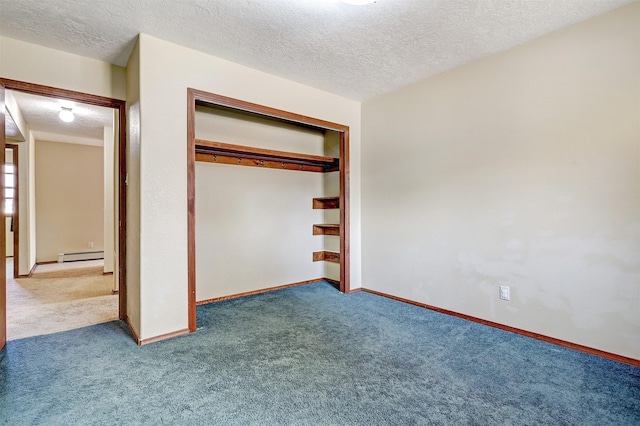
[6,259,118,340]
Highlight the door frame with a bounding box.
[0,79,128,350]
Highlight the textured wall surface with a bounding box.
[125,40,142,335]
[361,4,640,359]
[35,140,104,263]
[194,108,325,300]
[0,36,126,101]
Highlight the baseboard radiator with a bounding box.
[57,250,104,263]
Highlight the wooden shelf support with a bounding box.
[195,139,339,173]
[313,224,340,236]
[313,196,340,209]
[313,251,340,263]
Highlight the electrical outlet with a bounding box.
[88,242,94,249]
[499,285,510,301]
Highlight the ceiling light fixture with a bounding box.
[59,107,75,123]
[341,0,376,5]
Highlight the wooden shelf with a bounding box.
[195,139,339,173]
[313,224,340,236]
[313,251,340,263]
[313,196,339,209]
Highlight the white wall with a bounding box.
[5,91,27,141]
[195,108,325,300]
[134,33,361,339]
[34,140,104,262]
[13,131,38,276]
[103,122,115,275]
[323,131,341,281]
[5,219,13,257]
[125,40,141,334]
[361,3,639,359]
[27,133,36,274]
[0,36,126,100]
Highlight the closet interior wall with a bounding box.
[323,130,341,282]
[194,105,337,301]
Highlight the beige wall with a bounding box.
[35,140,104,262]
[0,36,126,100]
[27,133,36,273]
[125,40,141,334]
[195,108,325,300]
[323,132,341,281]
[5,91,27,141]
[103,122,115,275]
[133,33,361,339]
[361,3,640,359]
[11,134,35,276]
[5,218,13,258]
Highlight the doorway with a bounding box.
[0,78,127,349]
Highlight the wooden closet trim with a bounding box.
[195,139,339,172]
[187,89,351,332]
[190,89,349,132]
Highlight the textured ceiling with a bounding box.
[7,90,114,142]
[0,0,636,100]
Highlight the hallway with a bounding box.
[6,258,117,340]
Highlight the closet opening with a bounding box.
[187,89,350,332]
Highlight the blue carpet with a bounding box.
[1,282,638,425]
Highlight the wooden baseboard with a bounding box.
[36,260,58,265]
[124,279,347,346]
[103,271,114,276]
[139,328,190,346]
[121,279,341,346]
[125,317,188,347]
[111,290,119,295]
[362,288,640,368]
[197,278,330,305]
[28,263,37,276]
[125,316,189,346]
[323,278,341,290]
[124,315,141,345]
[16,262,39,278]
